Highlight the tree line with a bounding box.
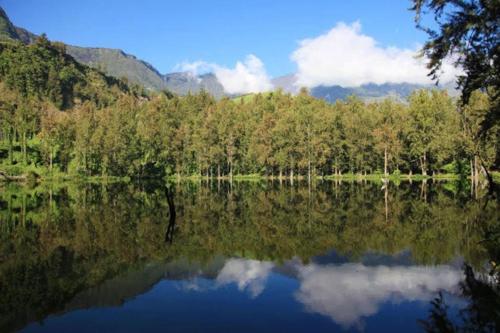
[0,36,498,180]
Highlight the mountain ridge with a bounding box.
[1,6,457,102]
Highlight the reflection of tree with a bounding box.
[165,185,176,244]
[420,192,500,333]
[0,180,498,331]
[421,265,500,333]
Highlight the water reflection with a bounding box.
[294,263,462,328]
[0,180,498,332]
[174,257,464,328]
[216,259,274,298]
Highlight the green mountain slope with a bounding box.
[0,6,225,95]
[66,45,166,90]
[0,36,137,110]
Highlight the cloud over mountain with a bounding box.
[177,54,274,94]
[291,21,460,88]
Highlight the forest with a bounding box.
[0,36,498,181]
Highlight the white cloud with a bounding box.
[291,21,460,88]
[294,263,462,328]
[175,55,274,94]
[175,61,212,76]
[216,258,274,298]
[214,55,274,94]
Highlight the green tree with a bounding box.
[412,0,499,134]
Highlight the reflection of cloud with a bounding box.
[295,263,462,328]
[179,278,205,292]
[216,259,274,298]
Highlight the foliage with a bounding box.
[412,0,499,133]
[0,36,498,180]
[0,181,498,331]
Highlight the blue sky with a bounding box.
[2,0,427,77]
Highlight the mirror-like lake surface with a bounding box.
[0,180,498,332]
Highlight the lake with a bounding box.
[1,180,499,332]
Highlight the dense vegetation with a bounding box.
[0,36,498,181]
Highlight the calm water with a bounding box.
[0,180,498,332]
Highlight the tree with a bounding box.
[373,99,406,176]
[15,98,38,165]
[459,90,499,181]
[407,90,456,175]
[412,0,499,133]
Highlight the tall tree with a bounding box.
[412,0,499,132]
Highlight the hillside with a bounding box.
[0,6,224,95]
[66,45,166,91]
[0,36,139,110]
[1,6,458,102]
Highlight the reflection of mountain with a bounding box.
[65,263,166,310]
[65,257,227,312]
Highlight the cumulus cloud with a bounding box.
[216,258,274,298]
[291,21,460,88]
[175,55,274,95]
[294,263,462,328]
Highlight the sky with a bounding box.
[1,0,457,93]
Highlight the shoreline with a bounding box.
[2,171,499,184]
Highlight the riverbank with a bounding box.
[1,166,499,184]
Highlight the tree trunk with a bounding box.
[49,148,53,172]
[308,158,311,184]
[384,147,388,177]
[22,131,27,164]
[420,152,427,176]
[384,185,388,223]
[470,159,474,181]
[8,128,13,164]
[474,155,479,181]
[217,164,221,179]
[290,168,294,185]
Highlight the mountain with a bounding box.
[65,45,166,91]
[163,72,225,97]
[2,6,457,101]
[272,74,459,103]
[0,6,225,96]
[0,7,20,40]
[66,47,225,96]
[271,74,299,94]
